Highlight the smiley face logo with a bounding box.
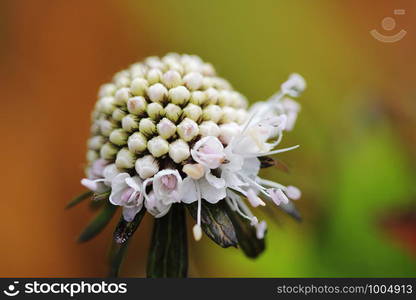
[3,282,20,297]
[370,9,407,43]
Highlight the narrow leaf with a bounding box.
[147,204,188,278]
[279,201,302,222]
[77,202,117,243]
[114,208,146,244]
[89,198,106,211]
[187,200,237,248]
[108,240,129,278]
[108,209,146,277]
[66,191,93,209]
[93,191,111,201]
[224,205,265,258]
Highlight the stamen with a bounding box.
[253,144,300,157]
[257,178,286,190]
[193,183,202,241]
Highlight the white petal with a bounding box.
[180,177,198,204]
[125,176,142,192]
[109,173,130,205]
[199,177,226,204]
[122,204,143,222]
[205,171,225,189]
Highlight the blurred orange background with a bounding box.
[1,0,415,277]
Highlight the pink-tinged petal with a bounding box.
[246,189,265,207]
[81,178,97,191]
[122,204,143,222]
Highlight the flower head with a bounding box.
[73,54,305,277]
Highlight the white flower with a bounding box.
[191,136,225,169]
[110,173,144,222]
[144,191,171,218]
[88,158,108,179]
[280,98,301,131]
[181,174,226,205]
[219,122,241,145]
[280,73,306,98]
[147,169,183,205]
[81,162,120,193]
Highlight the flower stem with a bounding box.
[146,203,188,278]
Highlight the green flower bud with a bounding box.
[112,108,127,122]
[86,150,98,163]
[162,70,182,88]
[220,107,237,123]
[135,155,159,179]
[127,96,147,115]
[88,136,105,150]
[169,86,190,105]
[147,102,165,120]
[169,139,190,163]
[98,83,116,97]
[98,96,115,114]
[127,132,147,153]
[205,88,219,105]
[147,83,167,103]
[130,78,148,96]
[121,114,139,132]
[183,72,203,90]
[139,118,157,137]
[199,121,220,137]
[114,87,130,105]
[183,103,202,121]
[147,136,169,157]
[115,148,135,169]
[177,118,199,142]
[202,105,222,123]
[146,68,163,85]
[99,119,116,136]
[100,142,118,160]
[189,91,206,106]
[164,103,182,123]
[109,129,128,146]
[157,118,177,139]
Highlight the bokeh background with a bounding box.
[1,0,416,277]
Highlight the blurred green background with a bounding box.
[1,0,415,277]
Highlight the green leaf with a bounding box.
[224,205,265,258]
[113,208,146,244]
[147,204,188,278]
[66,191,93,209]
[77,202,117,243]
[92,191,111,201]
[108,209,146,277]
[187,200,237,248]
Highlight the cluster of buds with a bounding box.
[72,53,306,278]
[86,53,249,179]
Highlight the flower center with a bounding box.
[121,188,135,203]
[161,175,177,190]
